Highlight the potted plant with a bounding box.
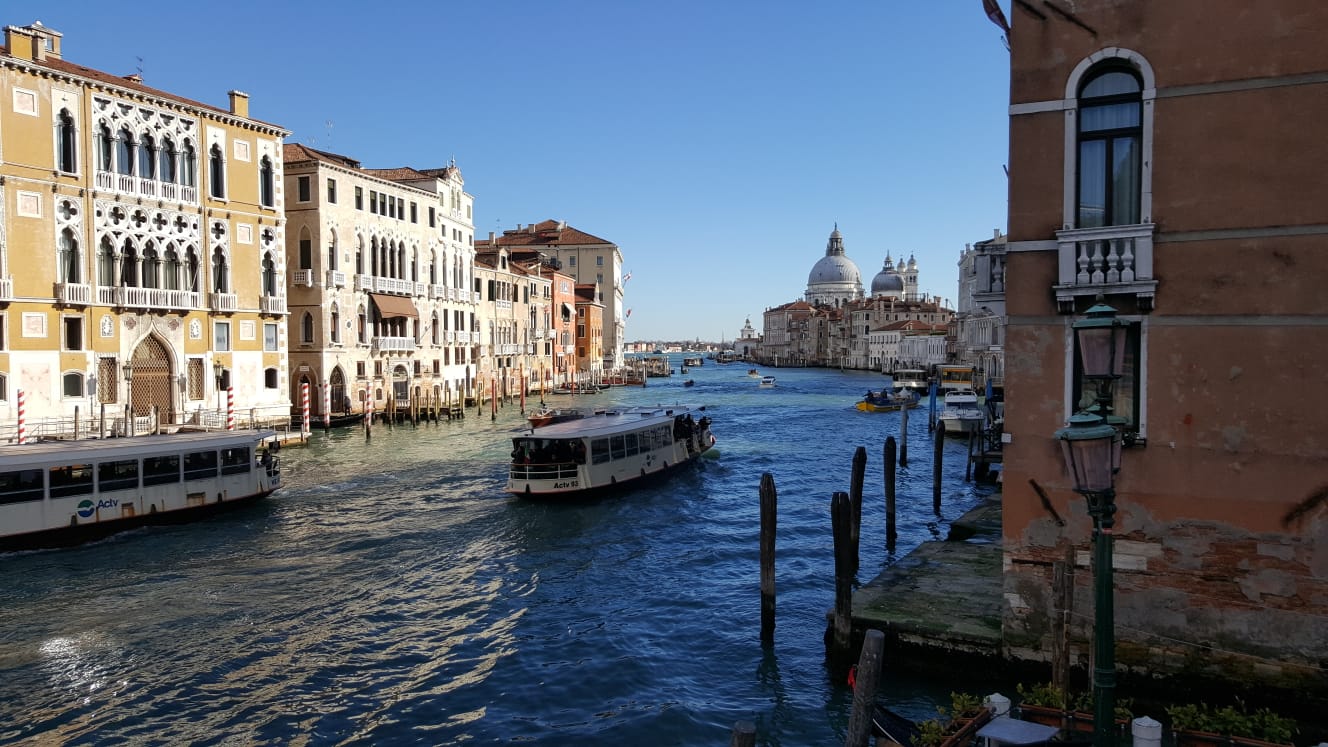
[1068,692,1134,734]
[917,719,948,747]
[933,692,992,747]
[1015,682,1067,728]
[1167,701,1297,747]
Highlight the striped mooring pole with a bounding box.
[226,387,235,431]
[300,381,311,438]
[322,383,331,429]
[16,389,26,445]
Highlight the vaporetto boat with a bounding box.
[506,405,716,497]
[0,429,282,552]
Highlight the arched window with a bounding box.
[184,246,200,292]
[431,312,440,345]
[142,241,161,288]
[264,368,279,389]
[62,371,86,398]
[330,305,341,343]
[208,144,225,198]
[1077,65,1143,228]
[138,133,156,180]
[180,141,197,188]
[327,237,338,272]
[301,312,315,343]
[97,236,115,286]
[164,244,180,290]
[96,123,113,171]
[261,252,277,296]
[159,137,177,184]
[57,228,80,283]
[298,227,313,269]
[356,237,364,274]
[358,304,368,343]
[121,240,139,287]
[212,247,228,292]
[259,156,274,207]
[117,128,135,176]
[430,251,439,284]
[57,109,77,173]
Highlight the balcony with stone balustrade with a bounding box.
[1054,223,1158,312]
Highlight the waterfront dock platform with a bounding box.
[848,497,1004,666]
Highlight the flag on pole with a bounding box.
[622,271,632,283]
[625,308,632,318]
[983,0,1011,33]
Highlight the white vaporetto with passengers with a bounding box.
[0,430,282,552]
[507,405,716,497]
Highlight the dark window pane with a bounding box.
[1077,140,1107,228]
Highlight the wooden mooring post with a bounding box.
[759,473,777,647]
[884,435,897,551]
[844,628,886,747]
[932,422,944,513]
[899,401,909,466]
[849,446,866,573]
[729,720,756,747]
[829,491,853,655]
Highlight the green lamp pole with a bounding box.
[1059,298,1127,747]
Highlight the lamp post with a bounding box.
[1056,298,1126,747]
[121,360,134,436]
[215,364,227,417]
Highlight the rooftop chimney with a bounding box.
[488,231,496,243]
[228,90,250,118]
[4,22,61,62]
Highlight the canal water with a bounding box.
[0,361,997,746]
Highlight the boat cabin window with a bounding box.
[610,435,627,460]
[220,446,252,475]
[0,469,44,504]
[591,438,611,465]
[49,464,94,498]
[512,438,585,465]
[143,455,181,486]
[98,459,139,492]
[183,450,218,481]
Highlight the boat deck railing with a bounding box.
[509,462,580,480]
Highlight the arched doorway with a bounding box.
[329,367,347,415]
[392,365,410,402]
[129,335,175,424]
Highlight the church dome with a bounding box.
[871,263,905,296]
[807,254,862,286]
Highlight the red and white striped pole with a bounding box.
[322,383,331,429]
[366,390,374,425]
[300,381,310,438]
[16,389,26,445]
[226,387,235,431]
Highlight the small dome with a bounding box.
[871,267,905,295]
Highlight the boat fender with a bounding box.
[217,493,224,503]
[662,461,668,469]
[641,468,647,477]
[149,503,158,513]
[610,476,617,484]
[525,485,531,495]
[69,515,78,526]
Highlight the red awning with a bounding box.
[369,292,418,319]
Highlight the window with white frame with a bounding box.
[62,371,85,398]
[1077,64,1143,228]
[57,109,77,174]
[264,323,278,352]
[214,321,231,351]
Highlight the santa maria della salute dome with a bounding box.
[805,225,863,307]
[805,226,922,307]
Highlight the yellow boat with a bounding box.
[856,390,920,412]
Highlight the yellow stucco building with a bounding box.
[0,21,290,437]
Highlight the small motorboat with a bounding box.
[748,369,761,378]
[527,407,591,428]
[683,379,696,387]
[856,389,920,413]
[758,375,776,388]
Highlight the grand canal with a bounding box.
[0,361,997,746]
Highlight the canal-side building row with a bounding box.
[281,144,480,412]
[475,220,626,373]
[1001,0,1327,693]
[756,226,953,370]
[0,21,291,437]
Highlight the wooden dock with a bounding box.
[845,499,1004,667]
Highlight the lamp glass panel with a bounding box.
[1078,326,1114,378]
[1065,436,1115,492]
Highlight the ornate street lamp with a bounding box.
[1057,298,1127,747]
[1075,299,1128,416]
[214,364,227,416]
[121,360,135,436]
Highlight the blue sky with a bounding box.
[10,1,1012,343]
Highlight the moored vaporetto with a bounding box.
[506,405,716,497]
[0,430,282,552]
